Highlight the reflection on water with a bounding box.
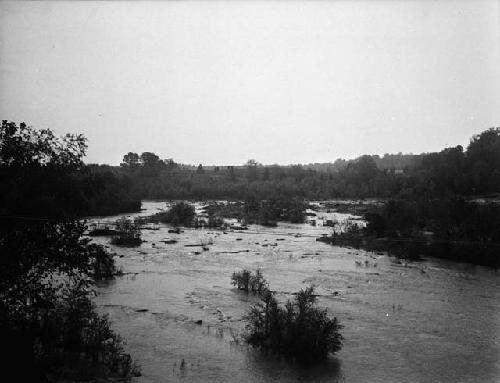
[92,201,500,383]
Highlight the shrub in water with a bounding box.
[231,269,268,294]
[245,286,343,362]
[88,243,117,280]
[111,217,142,246]
[150,201,196,227]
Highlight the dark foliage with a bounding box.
[88,244,117,280]
[231,269,268,294]
[364,197,500,243]
[329,197,500,266]
[113,128,499,202]
[245,287,343,362]
[0,120,137,381]
[151,201,196,227]
[0,121,141,218]
[110,217,142,247]
[201,197,306,226]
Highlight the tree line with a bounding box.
[115,127,500,201]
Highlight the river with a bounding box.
[90,201,500,383]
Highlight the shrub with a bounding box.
[0,222,139,381]
[207,214,224,228]
[88,244,116,280]
[151,201,195,227]
[111,217,142,246]
[245,287,343,362]
[231,269,268,294]
[3,283,140,381]
[258,204,278,227]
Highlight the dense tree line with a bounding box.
[114,128,500,201]
[0,122,140,219]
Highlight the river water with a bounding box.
[90,201,500,383]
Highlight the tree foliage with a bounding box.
[231,269,268,294]
[151,201,196,226]
[0,120,87,168]
[245,286,343,362]
[0,120,137,381]
[112,127,500,201]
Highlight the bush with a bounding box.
[207,214,224,228]
[0,222,139,381]
[151,201,196,227]
[231,269,268,294]
[111,217,142,246]
[2,282,140,381]
[88,244,117,280]
[245,286,343,362]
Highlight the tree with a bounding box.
[245,159,261,167]
[121,152,139,168]
[0,121,87,218]
[245,286,343,361]
[140,151,161,167]
[0,121,137,380]
[227,166,236,181]
[466,128,500,194]
[467,127,500,167]
[163,201,196,226]
[262,167,270,181]
[245,159,261,182]
[163,158,177,169]
[1,120,87,168]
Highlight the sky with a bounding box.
[1,1,499,166]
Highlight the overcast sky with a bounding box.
[1,1,499,166]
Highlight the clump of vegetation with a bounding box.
[150,201,196,227]
[192,214,224,229]
[239,195,306,226]
[111,217,142,246]
[0,121,139,380]
[256,202,278,227]
[88,243,117,280]
[201,198,306,227]
[245,286,343,362]
[202,202,245,220]
[16,285,141,381]
[207,214,224,228]
[1,222,139,381]
[231,269,268,294]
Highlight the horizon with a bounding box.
[84,126,491,168]
[1,1,499,166]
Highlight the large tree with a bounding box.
[0,121,137,381]
[121,151,140,168]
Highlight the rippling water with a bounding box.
[91,201,500,382]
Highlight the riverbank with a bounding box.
[317,232,500,268]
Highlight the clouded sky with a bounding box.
[1,1,499,165]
